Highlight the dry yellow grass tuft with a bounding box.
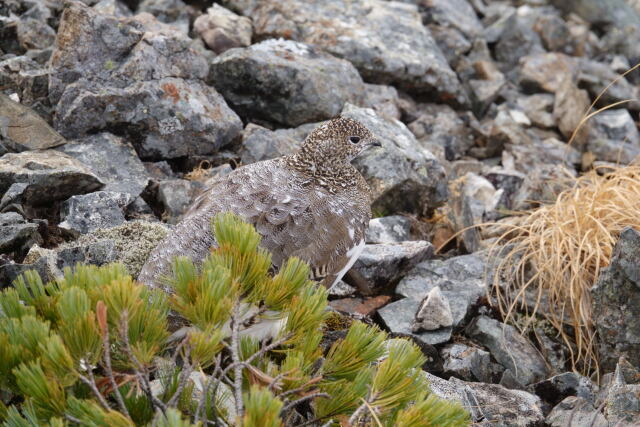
[489,164,640,375]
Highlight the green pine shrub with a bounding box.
[0,212,470,426]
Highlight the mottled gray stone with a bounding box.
[16,17,55,50]
[465,315,548,386]
[362,84,401,121]
[577,58,640,110]
[587,109,640,164]
[441,343,494,383]
[0,93,64,152]
[137,0,193,33]
[519,52,578,93]
[209,39,365,127]
[533,372,597,407]
[58,133,150,197]
[378,297,453,345]
[408,104,474,161]
[227,0,468,106]
[0,212,41,253]
[194,4,251,54]
[49,1,242,159]
[592,227,640,372]
[365,216,412,244]
[351,241,433,295]
[546,396,608,427]
[59,191,133,235]
[413,286,453,332]
[157,179,204,224]
[553,77,591,144]
[0,150,103,206]
[0,57,50,111]
[495,11,544,67]
[239,123,309,165]
[92,0,132,17]
[516,94,555,128]
[343,104,448,216]
[551,0,640,28]
[56,239,118,270]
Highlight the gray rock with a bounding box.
[577,58,640,109]
[553,77,591,145]
[379,297,453,345]
[56,239,118,270]
[423,371,545,425]
[92,0,132,17]
[0,256,50,287]
[57,133,150,197]
[194,4,251,54]
[343,105,448,216]
[0,150,103,206]
[516,94,555,129]
[208,39,365,127]
[604,379,640,425]
[495,11,544,68]
[350,241,433,295]
[362,84,401,121]
[327,280,356,298]
[546,396,608,427]
[0,93,64,152]
[397,253,488,328]
[591,227,640,372]
[59,191,133,235]
[407,104,474,161]
[230,0,468,106]
[0,212,41,253]
[428,25,472,69]
[587,109,640,164]
[551,0,640,28]
[417,0,483,39]
[137,0,194,33]
[519,52,578,93]
[534,14,572,53]
[49,1,242,159]
[239,123,308,164]
[413,286,453,332]
[16,17,55,50]
[0,57,50,111]
[365,215,412,244]
[465,315,548,386]
[157,179,204,224]
[533,372,597,407]
[441,343,494,383]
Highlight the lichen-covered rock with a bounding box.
[0,212,42,254]
[440,343,494,383]
[239,123,299,165]
[413,286,453,332]
[49,1,242,159]
[58,133,150,198]
[365,216,412,244]
[533,372,596,407]
[226,0,468,106]
[157,179,204,224]
[465,315,548,386]
[592,227,640,372]
[519,52,578,93]
[343,104,448,216]
[587,109,640,164]
[0,57,50,114]
[208,39,365,127]
[194,4,251,54]
[59,191,133,235]
[0,150,103,206]
[546,396,608,427]
[378,297,453,345]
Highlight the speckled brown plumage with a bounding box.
[138,117,380,292]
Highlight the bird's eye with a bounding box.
[349,136,360,144]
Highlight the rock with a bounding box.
[157,179,204,224]
[519,52,577,93]
[92,0,132,17]
[424,372,545,425]
[343,104,448,216]
[516,94,555,128]
[0,150,103,206]
[137,0,194,33]
[482,3,516,43]
[553,77,591,145]
[465,315,548,386]
[59,191,133,235]
[604,380,640,425]
[546,396,608,427]
[503,138,581,173]
[428,25,472,69]
[591,227,640,372]
[534,14,572,53]
[587,109,640,164]
[467,59,506,115]
[577,58,640,109]
[0,94,65,152]
[0,57,50,114]
[239,123,307,164]
[483,168,525,212]
[329,295,392,317]
[378,297,453,345]
[0,212,42,254]
[16,17,56,50]
[208,39,365,127]
[327,280,356,298]
[0,256,50,287]
[551,0,640,28]
[230,0,468,106]
[397,254,487,328]
[365,216,412,244]
[49,1,242,159]
[494,11,544,68]
[533,372,597,407]
[56,239,118,270]
[440,343,494,383]
[412,286,453,332]
[194,4,251,54]
[417,0,483,39]
[57,133,150,197]
[407,104,475,161]
[349,241,433,295]
[362,84,401,121]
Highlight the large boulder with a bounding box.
[0,94,64,152]
[592,227,640,371]
[208,39,365,127]
[225,0,468,106]
[49,1,242,159]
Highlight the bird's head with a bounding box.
[300,117,381,167]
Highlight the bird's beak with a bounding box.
[369,139,382,147]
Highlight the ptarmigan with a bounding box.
[138,117,380,293]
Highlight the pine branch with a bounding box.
[77,370,110,411]
[280,392,330,417]
[166,340,193,408]
[230,303,244,419]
